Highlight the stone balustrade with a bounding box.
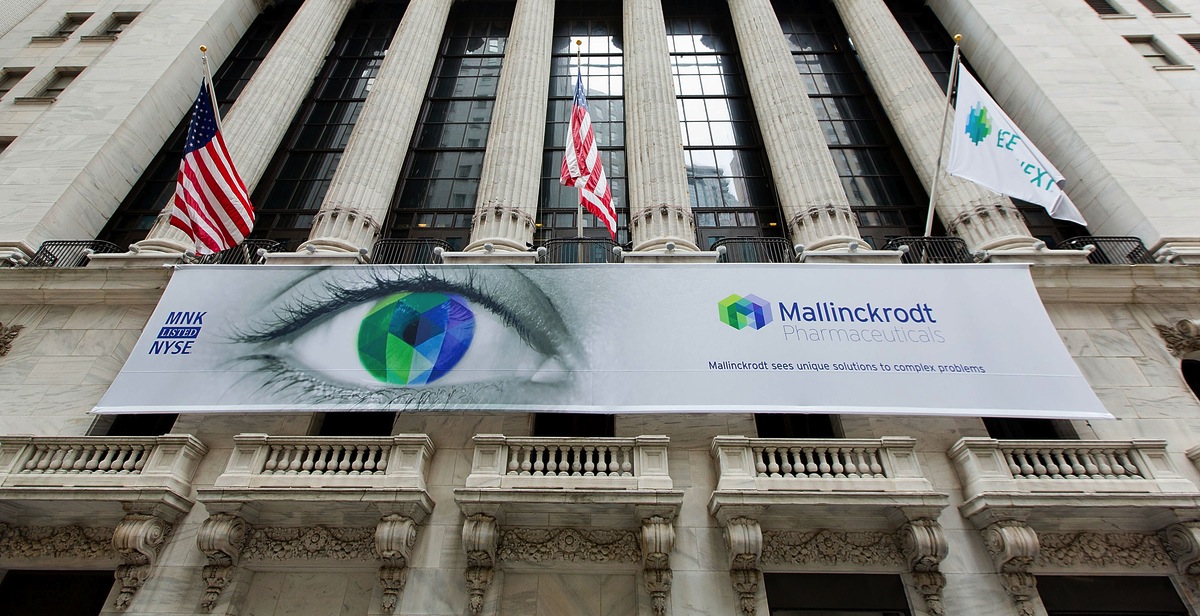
[463,434,672,490]
[0,434,208,525]
[950,438,1200,530]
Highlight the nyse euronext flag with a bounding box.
[947,67,1086,225]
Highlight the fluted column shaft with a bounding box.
[624,0,697,252]
[304,0,455,253]
[465,0,555,253]
[829,0,1037,252]
[138,0,357,254]
[726,0,864,252]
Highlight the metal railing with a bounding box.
[539,237,622,263]
[883,236,974,264]
[19,240,123,267]
[1057,236,1155,264]
[713,237,796,263]
[194,239,287,265]
[371,238,451,265]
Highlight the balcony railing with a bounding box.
[713,237,796,263]
[1057,236,1156,264]
[193,239,287,264]
[539,237,622,264]
[371,238,451,264]
[209,434,434,489]
[464,434,671,490]
[882,236,974,264]
[17,240,123,267]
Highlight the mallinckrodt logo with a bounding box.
[965,102,992,145]
[718,294,773,330]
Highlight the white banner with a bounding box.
[93,264,1110,419]
[948,66,1086,225]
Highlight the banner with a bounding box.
[948,66,1087,225]
[93,264,1110,419]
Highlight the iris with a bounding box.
[357,292,475,385]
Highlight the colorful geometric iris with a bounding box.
[965,102,992,146]
[718,294,773,330]
[357,292,475,386]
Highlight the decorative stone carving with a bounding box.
[1036,531,1173,569]
[497,527,640,563]
[761,529,904,567]
[0,522,116,559]
[641,516,675,616]
[241,526,376,561]
[376,514,418,614]
[112,513,172,610]
[900,520,948,616]
[983,521,1040,616]
[463,513,497,616]
[1161,523,1200,600]
[1155,320,1200,358]
[0,321,22,356]
[197,513,248,612]
[724,517,762,616]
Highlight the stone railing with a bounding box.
[950,438,1198,497]
[463,434,672,490]
[0,434,207,494]
[710,436,933,493]
[210,434,434,490]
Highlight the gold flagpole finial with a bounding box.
[199,45,207,53]
[953,34,962,43]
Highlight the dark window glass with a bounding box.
[1139,0,1174,14]
[778,1,926,249]
[533,413,615,437]
[96,413,178,437]
[98,2,299,248]
[385,1,511,250]
[1183,359,1200,400]
[535,1,628,244]
[40,68,81,98]
[0,570,114,616]
[250,1,408,248]
[765,573,911,615]
[755,414,838,438]
[1084,0,1123,14]
[665,0,784,249]
[1038,576,1187,615]
[54,14,92,37]
[0,69,30,99]
[316,412,397,436]
[983,418,1071,440]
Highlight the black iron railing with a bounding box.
[21,240,123,267]
[1057,236,1155,265]
[713,237,796,263]
[370,238,451,265]
[882,236,974,264]
[540,237,622,264]
[194,239,287,265]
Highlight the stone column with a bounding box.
[828,0,1038,253]
[301,0,455,254]
[623,0,698,252]
[464,0,555,253]
[725,0,865,253]
[136,0,358,254]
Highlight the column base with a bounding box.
[440,251,538,265]
[1152,238,1200,264]
[0,243,34,266]
[262,250,367,265]
[87,252,184,268]
[799,249,904,264]
[982,248,1091,265]
[621,250,720,264]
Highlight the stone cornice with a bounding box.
[0,267,172,304]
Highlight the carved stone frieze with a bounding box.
[376,514,418,614]
[113,513,172,610]
[0,321,22,356]
[197,513,248,612]
[497,527,640,564]
[1036,531,1173,569]
[761,529,904,567]
[463,513,497,616]
[982,522,1040,616]
[241,525,376,561]
[1155,320,1200,358]
[900,520,948,616]
[0,522,116,559]
[724,517,762,616]
[641,516,675,616]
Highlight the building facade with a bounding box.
[3,0,1200,614]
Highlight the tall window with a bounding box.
[385,1,511,250]
[537,1,627,244]
[665,0,782,249]
[778,1,926,248]
[250,2,407,249]
[99,1,298,248]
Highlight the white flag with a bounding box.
[947,66,1086,225]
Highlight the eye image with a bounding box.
[357,292,475,386]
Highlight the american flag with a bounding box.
[560,69,616,239]
[169,79,254,255]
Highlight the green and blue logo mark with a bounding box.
[965,103,992,145]
[718,294,773,330]
[357,292,475,385]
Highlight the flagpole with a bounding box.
[574,39,585,263]
[924,33,962,238]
